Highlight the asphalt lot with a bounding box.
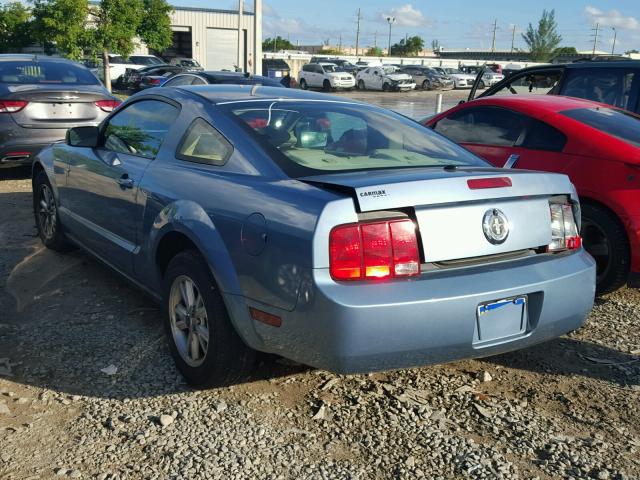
[0,90,638,480]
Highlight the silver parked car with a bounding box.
[0,54,120,169]
[32,85,595,387]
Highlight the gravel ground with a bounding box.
[0,118,639,480]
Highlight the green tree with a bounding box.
[262,36,294,52]
[521,9,562,62]
[137,0,173,53]
[625,49,639,55]
[87,0,143,91]
[365,46,383,56]
[0,2,32,53]
[390,36,424,56]
[553,46,577,55]
[31,0,89,58]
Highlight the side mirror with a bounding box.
[67,126,99,148]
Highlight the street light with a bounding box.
[611,27,617,55]
[386,16,395,56]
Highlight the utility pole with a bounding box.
[355,8,362,56]
[611,27,617,55]
[338,34,342,53]
[491,19,498,52]
[386,16,395,56]
[510,25,516,53]
[591,22,600,55]
[374,31,378,49]
[254,0,262,74]
[237,0,243,71]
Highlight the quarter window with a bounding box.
[177,118,233,165]
[522,120,567,152]
[434,106,528,146]
[561,68,638,111]
[165,75,195,86]
[103,100,179,159]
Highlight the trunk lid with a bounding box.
[302,168,575,263]
[3,84,110,128]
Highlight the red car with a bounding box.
[424,95,640,294]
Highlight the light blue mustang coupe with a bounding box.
[31,85,596,387]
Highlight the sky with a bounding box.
[172,0,640,53]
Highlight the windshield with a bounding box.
[109,56,130,64]
[179,59,200,67]
[383,66,397,74]
[223,100,488,177]
[561,107,640,147]
[0,61,100,85]
[322,65,337,73]
[130,56,163,66]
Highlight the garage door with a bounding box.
[206,28,238,71]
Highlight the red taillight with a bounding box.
[329,219,420,281]
[95,99,121,112]
[0,100,28,113]
[148,78,162,85]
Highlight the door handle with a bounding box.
[117,174,134,189]
[504,154,520,169]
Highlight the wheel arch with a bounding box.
[149,201,262,350]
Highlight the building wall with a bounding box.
[133,7,257,72]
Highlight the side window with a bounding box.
[561,68,638,111]
[302,65,311,73]
[103,100,179,159]
[191,77,207,85]
[521,120,567,152]
[490,69,563,96]
[177,118,233,166]
[165,75,194,87]
[434,107,528,146]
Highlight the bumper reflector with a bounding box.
[249,307,282,327]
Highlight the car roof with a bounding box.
[171,84,363,105]
[0,54,76,64]
[463,94,615,114]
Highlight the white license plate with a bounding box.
[475,296,527,343]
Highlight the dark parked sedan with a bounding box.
[125,64,185,91]
[31,86,594,388]
[162,71,284,88]
[0,54,119,169]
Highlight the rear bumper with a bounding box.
[250,250,595,373]
[0,123,67,168]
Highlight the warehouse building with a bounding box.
[132,4,262,74]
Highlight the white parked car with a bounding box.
[480,71,505,88]
[91,54,165,85]
[298,63,356,91]
[356,66,415,92]
[434,67,477,89]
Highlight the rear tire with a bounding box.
[478,80,486,89]
[580,203,630,295]
[357,79,365,90]
[33,170,71,251]
[323,79,331,92]
[163,250,255,388]
[299,78,308,90]
[422,79,431,90]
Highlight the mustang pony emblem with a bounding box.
[482,208,509,244]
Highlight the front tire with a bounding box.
[580,203,630,295]
[323,79,331,92]
[357,79,365,90]
[422,79,431,90]
[163,250,255,388]
[33,170,71,251]
[382,82,391,92]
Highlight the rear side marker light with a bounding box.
[249,307,282,327]
[95,99,122,112]
[0,100,28,113]
[467,177,512,189]
[330,219,420,281]
[548,202,581,252]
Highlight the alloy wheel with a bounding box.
[581,219,611,284]
[169,275,210,367]
[38,184,57,240]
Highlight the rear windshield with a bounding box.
[223,100,488,176]
[0,61,100,85]
[561,107,640,147]
[130,56,163,66]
